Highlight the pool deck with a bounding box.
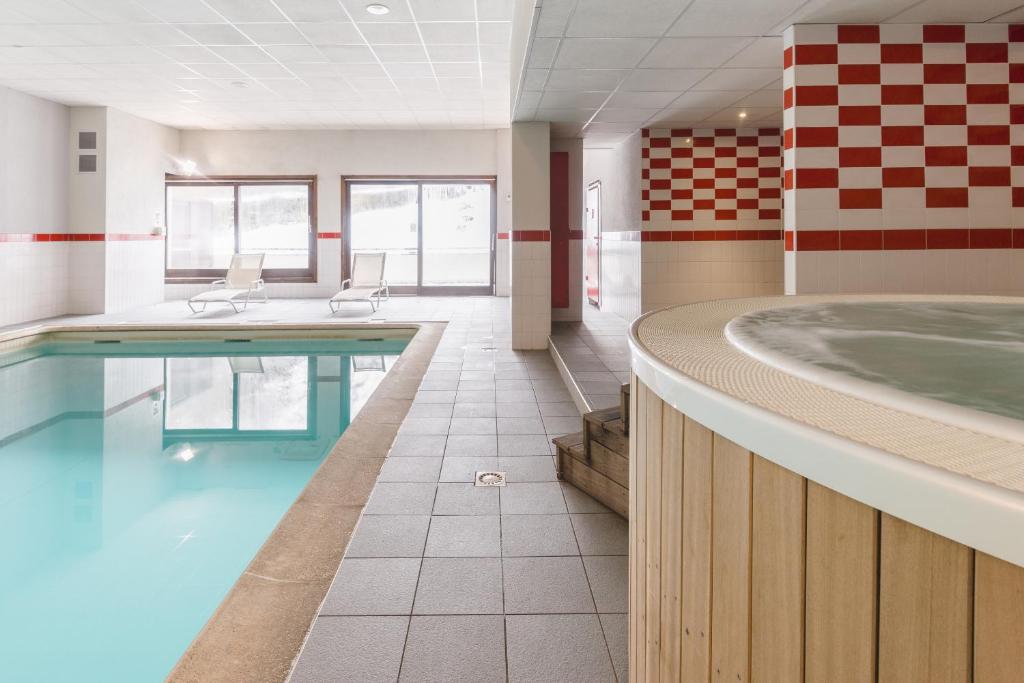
[11,296,628,682]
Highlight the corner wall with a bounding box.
[583,133,643,322]
[0,86,70,327]
[784,22,1024,294]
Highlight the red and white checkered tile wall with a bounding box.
[641,128,783,240]
[783,23,1024,254]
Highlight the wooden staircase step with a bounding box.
[620,382,630,433]
[553,433,629,519]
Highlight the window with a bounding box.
[165,176,316,281]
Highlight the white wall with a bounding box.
[583,133,642,322]
[104,109,179,313]
[174,128,504,299]
[495,127,511,296]
[551,137,583,323]
[0,86,70,327]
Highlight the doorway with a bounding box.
[344,178,496,295]
[585,181,601,307]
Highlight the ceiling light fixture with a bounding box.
[231,80,248,88]
[738,111,748,118]
[365,3,390,14]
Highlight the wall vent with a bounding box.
[78,154,97,173]
[78,131,96,150]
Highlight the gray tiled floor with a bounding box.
[19,296,630,682]
[550,305,631,410]
[290,297,629,682]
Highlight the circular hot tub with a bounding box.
[624,295,1024,682]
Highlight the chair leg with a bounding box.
[369,299,377,313]
[329,300,339,314]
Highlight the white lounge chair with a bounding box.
[188,253,268,314]
[330,252,389,313]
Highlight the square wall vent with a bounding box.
[78,154,97,173]
[78,131,96,150]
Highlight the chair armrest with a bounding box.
[209,279,227,290]
[252,279,265,289]
[341,278,352,290]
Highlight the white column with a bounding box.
[510,122,551,350]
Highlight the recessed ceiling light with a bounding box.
[365,3,390,14]
[738,111,748,118]
[230,80,248,88]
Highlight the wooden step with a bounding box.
[583,407,627,460]
[554,433,628,519]
[620,382,630,434]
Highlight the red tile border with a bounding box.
[786,228,1024,251]
[511,230,550,242]
[0,232,163,243]
[568,230,584,240]
[317,232,341,239]
[604,230,782,242]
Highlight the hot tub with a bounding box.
[626,295,1024,683]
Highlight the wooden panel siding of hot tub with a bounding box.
[628,375,1024,683]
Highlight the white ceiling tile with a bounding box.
[433,62,478,78]
[133,0,227,23]
[545,68,628,91]
[176,24,253,46]
[618,68,711,92]
[273,0,349,22]
[589,108,661,123]
[236,23,308,45]
[358,22,421,44]
[535,0,574,37]
[264,44,328,62]
[294,22,363,45]
[786,0,918,24]
[331,62,387,76]
[407,0,476,22]
[566,0,687,38]
[48,45,168,63]
[722,37,782,69]
[887,0,1022,22]
[478,44,508,62]
[518,90,541,109]
[647,107,721,125]
[5,0,96,23]
[185,61,247,78]
[156,45,223,62]
[733,88,782,107]
[209,45,275,63]
[554,38,656,69]
[478,22,511,45]
[65,0,160,23]
[606,90,681,108]
[386,62,435,77]
[419,21,478,44]
[203,0,286,22]
[373,44,429,62]
[670,90,746,108]
[533,107,596,122]
[585,121,646,134]
[392,75,440,90]
[528,37,560,69]
[539,90,609,108]
[320,45,378,63]
[691,67,779,91]
[238,62,295,78]
[428,44,478,61]
[523,68,549,90]
[667,0,806,37]
[641,37,752,69]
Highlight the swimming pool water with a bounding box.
[0,336,406,682]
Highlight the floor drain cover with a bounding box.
[475,471,506,487]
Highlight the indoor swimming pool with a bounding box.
[0,332,408,682]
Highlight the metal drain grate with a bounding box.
[475,471,506,487]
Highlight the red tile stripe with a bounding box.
[568,229,584,240]
[786,228,1024,251]
[511,230,550,242]
[602,230,782,242]
[317,232,341,239]
[497,232,509,240]
[0,232,163,242]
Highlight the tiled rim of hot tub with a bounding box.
[628,294,1024,568]
[0,320,442,683]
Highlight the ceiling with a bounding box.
[514,0,1024,146]
[0,0,513,129]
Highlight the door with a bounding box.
[585,181,601,306]
[346,179,495,295]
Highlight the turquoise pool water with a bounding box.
[0,335,407,682]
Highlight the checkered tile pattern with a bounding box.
[641,128,783,232]
[783,23,1024,248]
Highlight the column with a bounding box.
[510,121,551,349]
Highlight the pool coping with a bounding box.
[0,319,443,683]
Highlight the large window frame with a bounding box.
[164,174,317,283]
[342,176,497,296]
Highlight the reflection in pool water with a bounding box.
[726,301,1024,430]
[0,337,405,682]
